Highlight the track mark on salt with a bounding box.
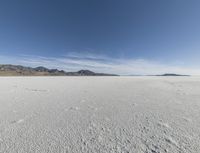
[157,122,171,129]
[165,136,179,147]
[65,107,80,111]
[87,105,98,111]
[17,119,24,123]
[80,99,86,103]
[11,119,25,124]
[104,117,111,121]
[12,110,17,113]
[182,117,192,122]
[132,103,138,107]
[25,88,47,92]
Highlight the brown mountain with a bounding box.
[0,64,118,76]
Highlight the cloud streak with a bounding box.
[1,53,200,75]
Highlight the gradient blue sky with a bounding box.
[0,0,200,75]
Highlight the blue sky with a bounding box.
[0,0,200,75]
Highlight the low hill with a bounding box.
[156,73,190,76]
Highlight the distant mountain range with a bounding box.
[0,64,118,76]
[127,73,190,76]
[156,73,190,76]
[0,64,190,76]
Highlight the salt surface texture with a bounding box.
[0,76,200,153]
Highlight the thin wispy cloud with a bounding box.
[1,53,200,75]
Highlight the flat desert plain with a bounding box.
[0,77,200,153]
